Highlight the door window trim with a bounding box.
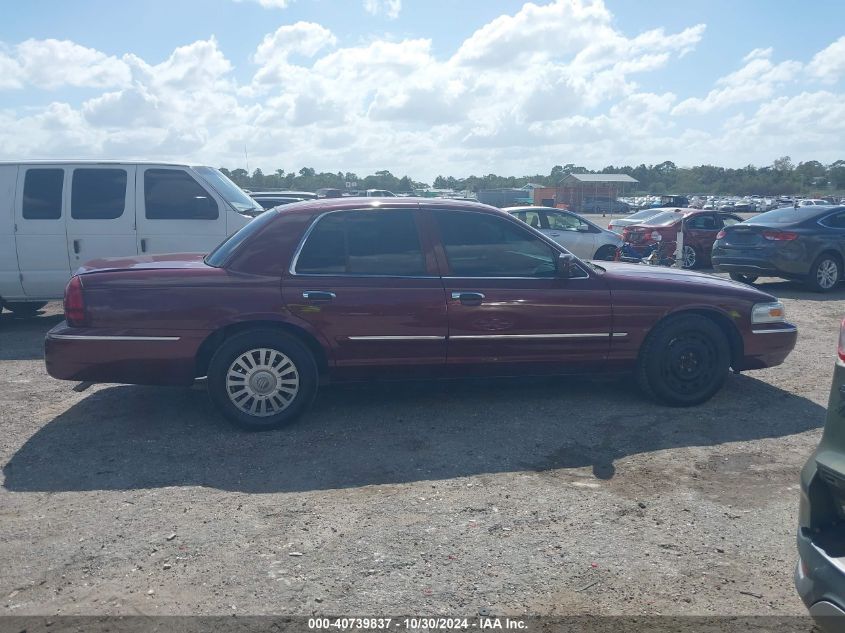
[289,208,438,279]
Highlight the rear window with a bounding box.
[71,169,127,219]
[22,169,63,220]
[641,211,684,226]
[746,207,821,225]
[205,209,278,267]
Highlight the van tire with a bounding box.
[636,314,730,407]
[207,329,318,431]
[5,301,48,317]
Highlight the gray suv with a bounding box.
[795,320,845,630]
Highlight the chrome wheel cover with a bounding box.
[226,348,300,417]
[682,245,696,268]
[817,259,839,289]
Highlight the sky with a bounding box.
[1,0,844,182]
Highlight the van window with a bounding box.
[71,169,127,219]
[144,169,219,220]
[296,210,426,276]
[22,169,63,220]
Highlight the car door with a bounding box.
[13,165,72,298]
[281,207,448,379]
[540,210,595,259]
[136,166,227,255]
[66,166,137,271]
[428,208,613,374]
[684,213,720,256]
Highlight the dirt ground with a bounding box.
[0,275,841,618]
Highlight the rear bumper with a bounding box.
[712,246,810,278]
[737,323,798,370]
[795,530,845,632]
[44,322,204,387]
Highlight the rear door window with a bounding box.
[144,169,219,220]
[295,210,426,276]
[71,169,127,219]
[820,212,845,229]
[22,169,63,219]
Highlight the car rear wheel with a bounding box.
[729,273,758,284]
[637,314,730,407]
[681,245,697,269]
[5,301,48,317]
[593,244,617,261]
[207,329,318,431]
[807,254,841,293]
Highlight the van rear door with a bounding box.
[14,165,72,298]
[66,165,137,272]
[136,166,227,255]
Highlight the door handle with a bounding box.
[302,291,336,302]
[73,239,80,255]
[451,291,485,306]
[140,238,148,253]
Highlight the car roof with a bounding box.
[274,196,502,216]
[0,160,194,167]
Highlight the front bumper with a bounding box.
[737,323,798,370]
[45,321,203,387]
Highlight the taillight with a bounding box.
[762,230,798,241]
[839,317,845,363]
[64,275,87,326]
[716,229,726,239]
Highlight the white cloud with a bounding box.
[234,0,292,8]
[809,36,845,84]
[1,0,843,180]
[672,47,802,115]
[363,0,401,19]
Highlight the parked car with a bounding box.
[607,208,668,234]
[316,188,343,198]
[504,206,621,260]
[794,318,845,628]
[712,205,845,292]
[621,209,744,269]
[579,196,631,214]
[365,189,397,197]
[44,198,797,430]
[799,199,830,207]
[249,191,317,210]
[0,161,256,312]
[649,195,689,209]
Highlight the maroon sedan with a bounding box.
[45,198,797,430]
[621,208,745,269]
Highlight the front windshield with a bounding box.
[194,166,262,214]
[641,210,684,226]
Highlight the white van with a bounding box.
[0,161,258,313]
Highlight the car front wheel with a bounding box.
[681,245,697,269]
[207,329,318,431]
[637,314,730,407]
[807,254,841,293]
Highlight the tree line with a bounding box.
[220,156,845,196]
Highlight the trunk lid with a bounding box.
[718,224,768,249]
[75,253,209,275]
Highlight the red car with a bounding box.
[621,208,745,269]
[45,198,796,431]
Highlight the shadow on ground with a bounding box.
[0,310,62,361]
[3,371,824,493]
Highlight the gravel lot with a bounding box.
[0,274,841,618]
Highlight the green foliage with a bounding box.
[221,158,845,195]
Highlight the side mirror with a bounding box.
[557,253,578,278]
[576,224,590,232]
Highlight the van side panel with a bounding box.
[0,166,25,302]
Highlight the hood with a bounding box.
[599,261,777,300]
[75,253,208,275]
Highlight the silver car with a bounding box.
[505,206,621,260]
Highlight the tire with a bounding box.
[593,244,617,261]
[729,273,758,285]
[207,329,318,431]
[806,253,841,293]
[5,301,48,317]
[681,245,698,269]
[636,314,730,407]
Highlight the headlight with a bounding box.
[751,301,785,324]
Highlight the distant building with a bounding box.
[532,173,638,213]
